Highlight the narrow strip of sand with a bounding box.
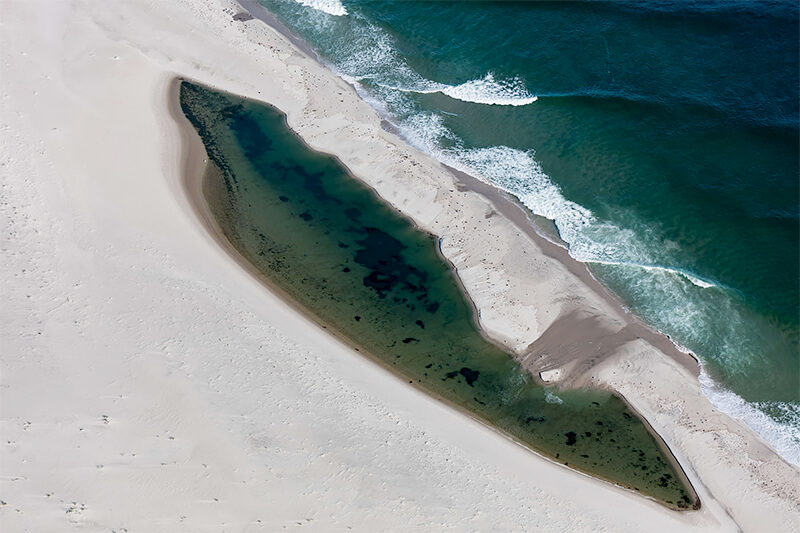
[1,0,797,531]
[173,77,696,508]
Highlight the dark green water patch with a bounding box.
[179,80,697,509]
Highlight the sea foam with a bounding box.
[313,11,537,107]
[586,261,718,289]
[397,115,722,298]
[386,73,538,106]
[293,0,347,16]
[699,369,800,466]
[441,74,538,106]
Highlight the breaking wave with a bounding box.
[282,6,537,107]
[384,73,538,106]
[293,0,346,17]
[390,109,800,464]
[587,262,718,289]
[699,369,800,466]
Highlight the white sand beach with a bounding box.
[1,0,798,531]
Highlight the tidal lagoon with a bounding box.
[180,80,697,508]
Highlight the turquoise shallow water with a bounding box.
[253,0,799,463]
[180,80,697,506]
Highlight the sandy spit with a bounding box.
[1,0,797,531]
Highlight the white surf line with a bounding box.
[375,73,538,106]
[293,0,347,17]
[582,259,719,289]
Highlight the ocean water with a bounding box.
[253,0,799,464]
[180,80,697,506]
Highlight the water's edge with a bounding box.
[171,76,701,509]
[236,0,701,379]
[235,0,800,467]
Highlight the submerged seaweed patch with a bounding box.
[180,80,698,509]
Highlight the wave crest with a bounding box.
[586,261,718,289]
[384,73,537,106]
[294,0,347,16]
[442,73,538,106]
[288,10,536,107]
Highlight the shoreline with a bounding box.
[3,0,797,530]
[443,163,701,377]
[170,76,697,510]
[239,0,700,381]
[221,0,800,522]
[247,2,800,469]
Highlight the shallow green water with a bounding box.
[180,80,696,508]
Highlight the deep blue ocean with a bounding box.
[254,0,799,464]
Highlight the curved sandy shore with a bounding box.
[1,0,797,531]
